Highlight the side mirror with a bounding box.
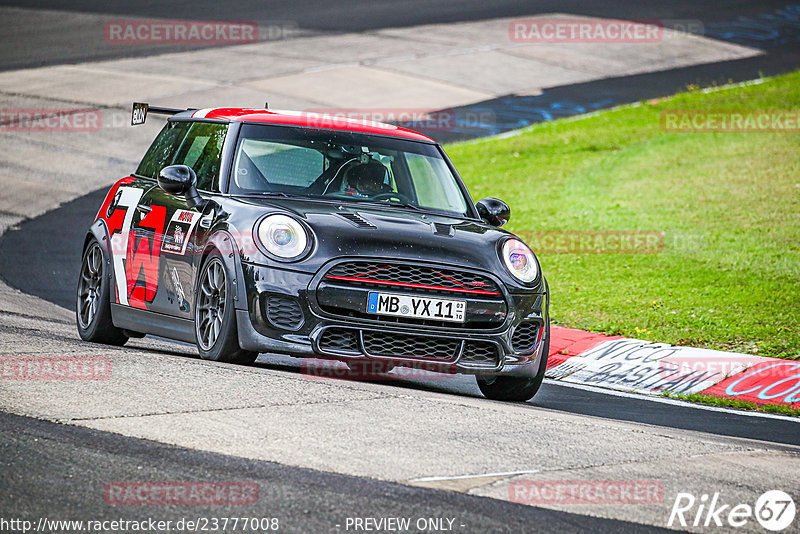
[476,197,510,227]
[158,165,205,209]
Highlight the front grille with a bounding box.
[461,341,499,366]
[512,322,540,353]
[317,328,499,369]
[325,261,501,296]
[362,331,460,361]
[319,328,359,352]
[265,296,304,331]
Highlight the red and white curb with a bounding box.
[546,326,800,407]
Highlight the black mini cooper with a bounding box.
[76,104,549,401]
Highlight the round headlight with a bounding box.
[501,238,539,283]
[256,214,310,260]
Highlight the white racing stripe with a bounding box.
[109,187,144,306]
[191,108,216,119]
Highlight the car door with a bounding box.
[143,121,229,319]
[106,121,190,312]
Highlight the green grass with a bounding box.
[447,72,800,359]
[661,392,800,417]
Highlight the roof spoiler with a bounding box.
[131,102,196,126]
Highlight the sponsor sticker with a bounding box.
[162,210,200,255]
[131,102,148,126]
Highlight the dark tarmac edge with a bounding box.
[0,411,673,534]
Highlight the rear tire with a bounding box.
[477,322,550,402]
[195,251,258,364]
[76,239,128,346]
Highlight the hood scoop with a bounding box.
[336,212,377,229]
[432,222,455,237]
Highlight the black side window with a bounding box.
[135,121,191,180]
[171,122,228,191]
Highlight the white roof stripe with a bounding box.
[191,108,216,119]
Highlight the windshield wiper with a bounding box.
[238,191,295,198]
[364,199,425,212]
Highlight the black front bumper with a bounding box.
[236,259,547,376]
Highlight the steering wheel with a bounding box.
[372,192,413,204]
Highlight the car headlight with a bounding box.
[256,214,310,260]
[501,238,539,283]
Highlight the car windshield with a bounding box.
[230,123,470,216]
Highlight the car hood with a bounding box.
[229,197,526,284]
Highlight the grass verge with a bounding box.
[661,391,800,417]
[447,72,800,359]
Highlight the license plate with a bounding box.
[366,292,466,323]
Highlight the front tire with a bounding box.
[195,252,257,364]
[476,322,550,402]
[76,239,128,346]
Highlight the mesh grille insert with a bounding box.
[265,296,304,331]
[362,331,460,361]
[461,341,499,366]
[511,322,540,353]
[319,328,359,352]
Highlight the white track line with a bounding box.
[544,379,800,422]
[410,470,540,483]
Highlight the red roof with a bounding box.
[191,108,436,143]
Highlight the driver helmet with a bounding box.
[344,160,390,196]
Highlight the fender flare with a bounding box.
[85,219,118,293]
[199,230,249,311]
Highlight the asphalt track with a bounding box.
[0,0,791,71]
[2,412,669,534]
[1,2,800,533]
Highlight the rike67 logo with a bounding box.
[669,490,796,531]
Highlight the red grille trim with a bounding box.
[324,275,502,296]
